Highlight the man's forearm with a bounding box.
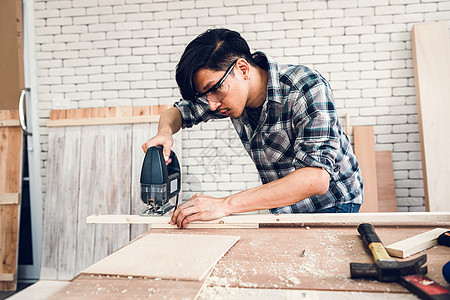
[223,167,330,214]
[158,107,183,135]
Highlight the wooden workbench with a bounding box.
[48,220,450,299]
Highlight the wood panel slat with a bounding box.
[411,22,450,212]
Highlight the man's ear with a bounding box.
[236,59,250,79]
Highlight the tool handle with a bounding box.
[358,223,382,247]
[357,223,393,261]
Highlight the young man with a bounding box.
[142,29,363,228]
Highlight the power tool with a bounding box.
[140,145,181,216]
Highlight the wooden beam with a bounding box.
[46,115,160,127]
[411,22,450,212]
[385,227,449,258]
[86,212,450,227]
[0,193,20,205]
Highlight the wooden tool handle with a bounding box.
[357,223,393,261]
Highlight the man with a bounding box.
[142,28,363,228]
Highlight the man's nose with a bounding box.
[208,100,221,111]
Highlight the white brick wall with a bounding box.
[34,0,450,211]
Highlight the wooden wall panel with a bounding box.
[41,106,182,280]
[411,22,450,212]
[0,110,23,291]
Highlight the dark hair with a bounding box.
[175,28,255,101]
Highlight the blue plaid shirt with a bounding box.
[174,52,363,213]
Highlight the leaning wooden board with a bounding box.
[411,22,450,212]
[353,126,378,212]
[41,105,182,280]
[0,110,23,291]
[50,224,450,298]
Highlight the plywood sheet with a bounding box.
[375,151,397,212]
[353,126,378,212]
[411,22,450,212]
[82,234,240,281]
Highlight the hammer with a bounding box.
[351,223,450,300]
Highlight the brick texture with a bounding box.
[34,0,450,212]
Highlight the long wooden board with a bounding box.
[82,233,240,281]
[411,22,450,212]
[86,212,450,227]
[0,110,23,291]
[353,126,379,212]
[386,227,449,258]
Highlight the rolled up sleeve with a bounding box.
[292,81,340,176]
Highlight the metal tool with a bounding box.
[350,223,450,300]
[140,145,181,216]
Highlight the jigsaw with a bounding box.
[140,145,181,216]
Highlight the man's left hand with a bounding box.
[170,193,230,229]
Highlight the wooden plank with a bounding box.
[40,127,65,280]
[353,126,378,213]
[46,115,160,127]
[86,212,450,227]
[411,22,450,212]
[75,125,100,275]
[375,151,397,212]
[56,126,81,280]
[0,193,20,205]
[385,227,449,258]
[82,233,239,281]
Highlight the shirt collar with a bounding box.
[252,51,284,104]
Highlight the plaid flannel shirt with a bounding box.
[174,51,363,213]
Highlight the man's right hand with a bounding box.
[142,133,174,164]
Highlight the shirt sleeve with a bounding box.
[173,99,227,129]
[291,77,340,176]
